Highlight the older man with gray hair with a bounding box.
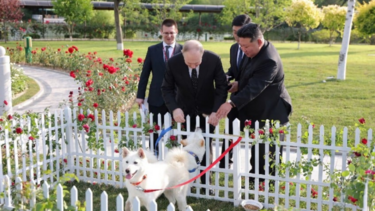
[161,40,227,192]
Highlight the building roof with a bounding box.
[19,0,224,13]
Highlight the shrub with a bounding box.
[311,29,337,43]
[10,63,28,96]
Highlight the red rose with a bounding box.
[86,79,93,87]
[83,124,90,132]
[244,120,252,126]
[63,158,67,163]
[70,71,76,78]
[250,133,255,139]
[132,124,137,128]
[154,125,160,130]
[362,138,368,145]
[347,160,352,165]
[16,127,22,134]
[333,196,338,202]
[148,129,154,133]
[258,130,264,135]
[4,100,8,105]
[354,152,361,157]
[29,136,35,141]
[269,128,273,134]
[170,135,176,141]
[68,47,74,54]
[126,58,132,63]
[279,130,284,134]
[93,103,98,108]
[87,114,95,122]
[348,196,358,203]
[137,57,143,63]
[359,118,365,124]
[107,66,117,74]
[78,114,85,121]
[114,149,119,153]
[78,102,82,106]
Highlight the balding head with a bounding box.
[182,40,204,69]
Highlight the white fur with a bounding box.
[121,128,206,211]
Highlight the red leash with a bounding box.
[138,136,243,193]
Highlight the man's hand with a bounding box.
[216,102,232,120]
[208,112,219,126]
[135,98,144,108]
[228,81,238,93]
[173,108,185,123]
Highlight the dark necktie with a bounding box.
[191,68,199,115]
[165,46,171,62]
[192,68,198,92]
[237,49,243,69]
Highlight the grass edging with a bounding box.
[12,76,40,106]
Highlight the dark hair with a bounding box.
[232,14,251,27]
[161,19,178,29]
[236,23,263,42]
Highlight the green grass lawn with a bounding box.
[3,40,374,129]
[12,76,40,106]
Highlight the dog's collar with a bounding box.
[186,150,201,173]
[130,175,147,186]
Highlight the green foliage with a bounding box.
[219,0,252,26]
[311,29,339,43]
[52,0,94,40]
[146,0,190,26]
[321,5,347,45]
[10,63,28,96]
[354,0,375,36]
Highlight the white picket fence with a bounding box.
[0,107,373,211]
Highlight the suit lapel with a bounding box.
[173,44,182,56]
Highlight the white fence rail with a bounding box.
[0,107,372,210]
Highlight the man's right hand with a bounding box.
[173,108,185,123]
[135,98,144,108]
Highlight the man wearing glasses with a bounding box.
[136,19,183,154]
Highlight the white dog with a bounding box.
[121,128,206,211]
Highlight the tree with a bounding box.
[285,0,322,49]
[148,0,192,26]
[52,0,93,42]
[354,0,375,36]
[0,0,23,43]
[321,5,347,46]
[220,0,291,33]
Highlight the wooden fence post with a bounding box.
[0,46,12,115]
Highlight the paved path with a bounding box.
[13,65,80,113]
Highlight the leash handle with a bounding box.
[154,126,173,153]
[143,136,243,193]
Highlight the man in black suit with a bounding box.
[136,19,182,153]
[161,40,227,192]
[216,23,292,182]
[219,14,251,169]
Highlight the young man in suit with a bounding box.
[216,23,292,183]
[161,40,227,194]
[219,14,251,169]
[136,19,182,153]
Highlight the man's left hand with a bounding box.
[216,103,232,119]
[208,112,219,126]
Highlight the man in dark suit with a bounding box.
[136,19,182,153]
[216,23,292,182]
[161,40,227,192]
[219,14,251,169]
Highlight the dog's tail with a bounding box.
[164,148,189,168]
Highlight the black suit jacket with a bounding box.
[231,40,292,126]
[227,43,243,82]
[137,42,182,106]
[161,50,228,116]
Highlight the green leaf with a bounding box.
[342,170,350,177]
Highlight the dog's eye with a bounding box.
[133,161,137,165]
[125,161,128,164]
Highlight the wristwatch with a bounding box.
[227,100,235,108]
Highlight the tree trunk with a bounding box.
[337,0,356,80]
[114,0,124,51]
[69,25,73,42]
[298,30,301,50]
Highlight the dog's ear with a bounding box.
[200,139,205,147]
[122,147,130,158]
[180,139,187,146]
[137,148,146,159]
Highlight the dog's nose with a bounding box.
[125,169,130,174]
